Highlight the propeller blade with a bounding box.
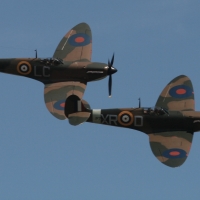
[108,74,112,97]
[107,53,116,97]
[110,53,114,67]
[108,59,111,67]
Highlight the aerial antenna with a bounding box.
[35,49,37,58]
[138,98,141,108]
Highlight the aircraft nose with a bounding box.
[107,67,117,75]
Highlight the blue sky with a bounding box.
[1,0,200,199]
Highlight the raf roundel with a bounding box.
[68,33,91,47]
[54,100,66,111]
[17,61,32,75]
[118,111,134,126]
[122,115,130,122]
[169,85,193,98]
[162,148,187,159]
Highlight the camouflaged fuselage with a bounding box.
[0,58,109,84]
[87,108,200,133]
[0,23,118,120]
[86,107,200,167]
[83,75,199,167]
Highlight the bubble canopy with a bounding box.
[143,107,169,115]
[39,57,63,65]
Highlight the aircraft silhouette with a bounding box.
[65,75,198,168]
[0,23,117,120]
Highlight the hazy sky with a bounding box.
[1,0,200,199]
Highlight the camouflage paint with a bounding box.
[53,23,92,62]
[0,23,117,120]
[65,75,200,168]
[156,75,194,111]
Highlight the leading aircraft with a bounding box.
[65,75,198,168]
[0,23,117,120]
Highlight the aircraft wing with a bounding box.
[155,75,194,111]
[53,23,92,62]
[149,131,193,167]
[44,81,86,120]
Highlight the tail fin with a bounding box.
[65,95,91,126]
[155,75,194,111]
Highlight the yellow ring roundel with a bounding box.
[17,61,32,75]
[118,111,134,126]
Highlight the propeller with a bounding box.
[108,54,115,97]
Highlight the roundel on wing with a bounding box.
[169,85,193,98]
[54,100,66,110]
[68,33,91,47]
[162,148,187,159]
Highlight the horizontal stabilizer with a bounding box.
[65,95,91,126]
[68,112,91,126]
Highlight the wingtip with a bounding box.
[73,22,91,31]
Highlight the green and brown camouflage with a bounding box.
[53,22,92,62]
[0,23,117,120]
[156,75,194,111]
[65,75,200,168]
[0,58,114,83]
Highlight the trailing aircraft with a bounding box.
[65,75,198,167]
[0,23,117,119]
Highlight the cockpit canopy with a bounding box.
[143,107,169,115]
[40,57,63,65]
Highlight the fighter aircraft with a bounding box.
[65,75,198,168]
[0,23,117,120]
